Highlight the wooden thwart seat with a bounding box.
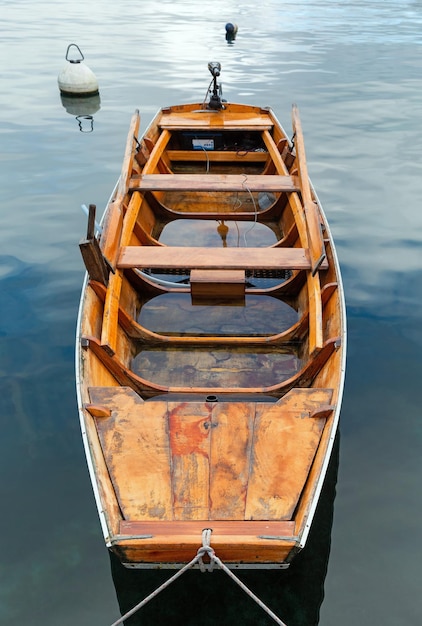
[101,244,327,356]
[117,245,326,271]
[129,173,298,193]
[158,110,274,131]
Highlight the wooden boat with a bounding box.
[76,63,346,571]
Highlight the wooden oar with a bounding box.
[101,110,141,268]
[291,105,326,275]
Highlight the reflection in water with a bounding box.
[60,93,101,132]
[110,436,339,625]
[159,219,279,248]
[75,115,94,133]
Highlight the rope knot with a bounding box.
[197,528,215,572]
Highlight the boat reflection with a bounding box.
[109,434,339,625]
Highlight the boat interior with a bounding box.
[78,101,343,558]
[80,103,340,392]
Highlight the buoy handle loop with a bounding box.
[66,43,84,64]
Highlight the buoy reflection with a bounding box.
[60,93,101,133]
[76,115,94,133]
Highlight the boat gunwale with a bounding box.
[75,100,347,566]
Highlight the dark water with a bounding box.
[1,1,421,624]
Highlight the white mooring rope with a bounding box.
[109,529,287,626]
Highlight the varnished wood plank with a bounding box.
[140,129,172,175]
[144,136,172,173]
[291,106,326,274]
[116,110,141,201]
[119,519,295,536]
[168,402,211,520]
[100,191,146,354]
[99,112,140,267]
[159,111,273,130]
[90,387,173,520]
[245,406,326,520]
[84,403,112,418]
[129,173,298,192]
[274,387,333,411]
[115,535,294,565]
[261,130,290,175]
[190,269,245,299]
[100,271,122,355]
[117,518,297,564]
[166,150,268,162]
[209,402,255,519]
[263,125,324,356]
[100,200,124,270]
[307,271,323,355]
[118,246,314,271]
[79,237,109,285]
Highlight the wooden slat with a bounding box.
[166,150,268,162]
[90,387,173,521]
[116,110,141,200]
[144,136,172,173]
[209,402,255,519]
[100,271,122,355]
[274,387,333,411]
[141,129,172,175]
[265,129,324,355]
[129,173,298,192]
[101,192,146,354]
[118,245,314,271]
[119,519,295,536]
[100,200,124,272]
[261,130,290,175]
[307,271,323,355]
[79,238,109,285]
[159,111,273,130]
[245,406,327,520]
[114,525,295,563]
[168,402,211,520]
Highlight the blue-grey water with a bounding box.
[1,1,421,624]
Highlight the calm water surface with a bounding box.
[1,1,421,624]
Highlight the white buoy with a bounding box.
[58,44,99,97]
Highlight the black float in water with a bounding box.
[225,22,238,43]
